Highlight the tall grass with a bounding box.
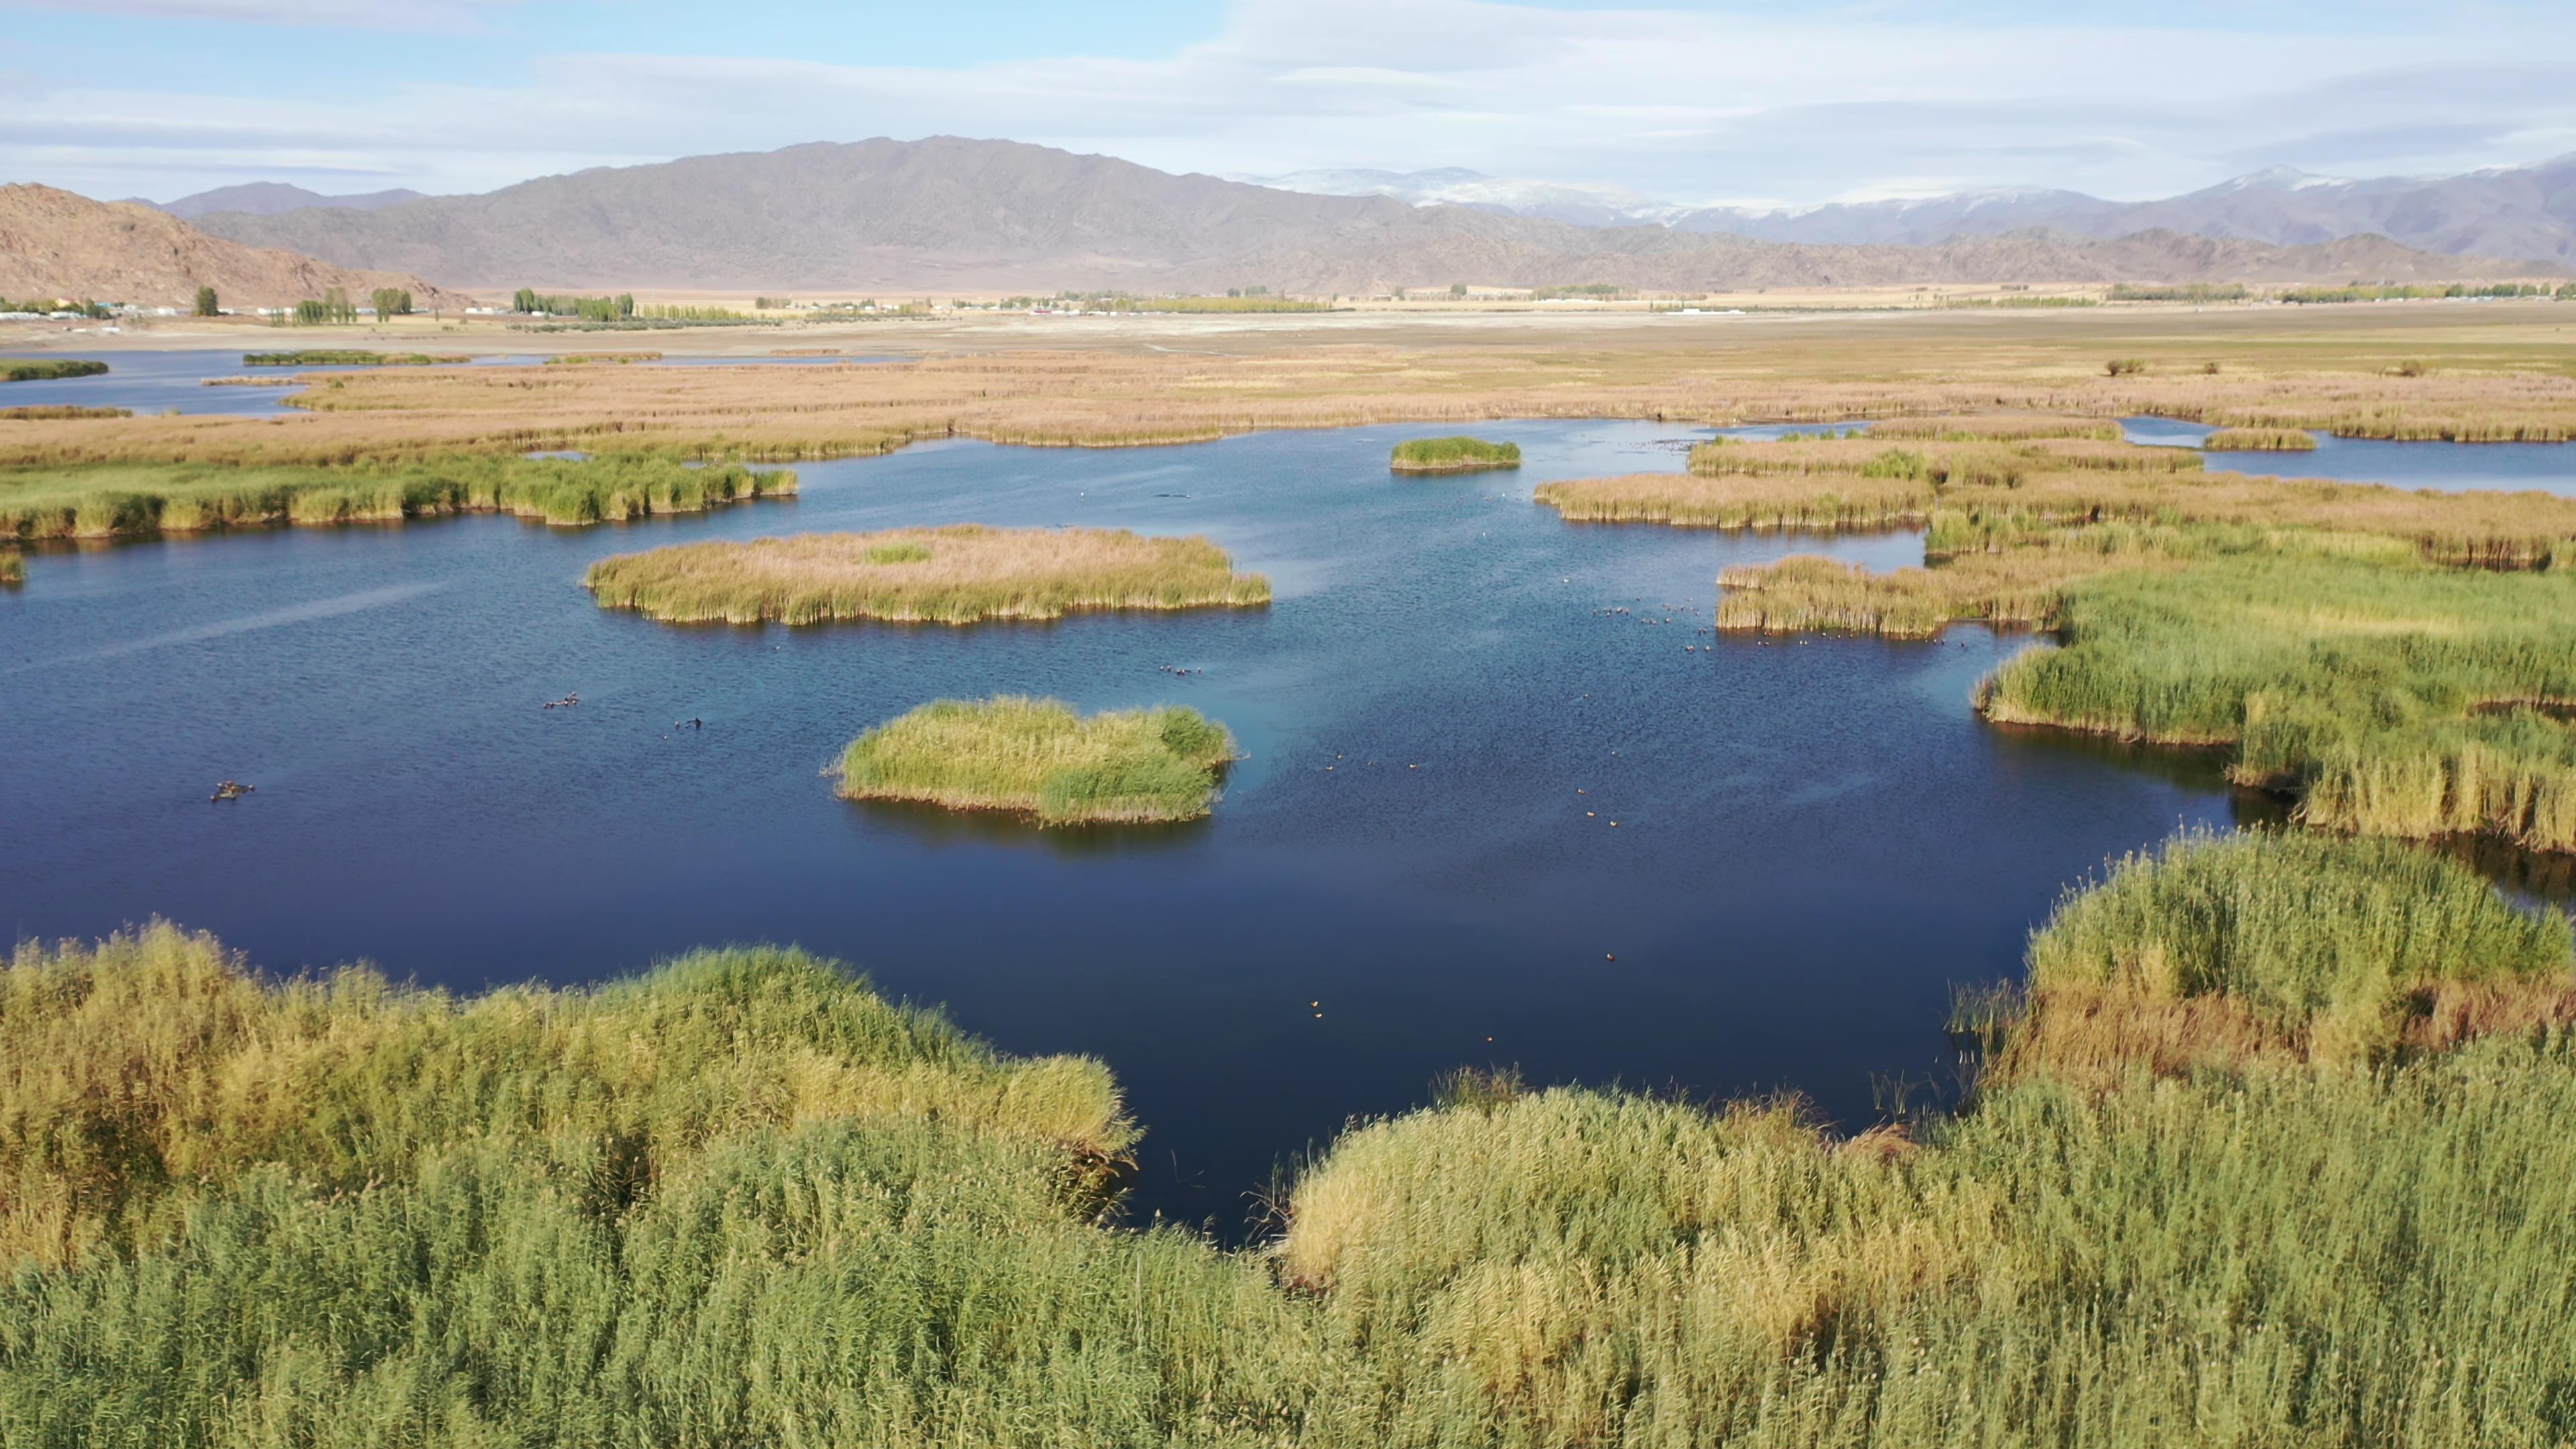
[1979,552,2576,850]
[0,551,19,586]
[582,525,1270,625]
[2203,427,2318,451]
[0,453,794,540]
[7,831,2576,1445]
[1538,472,1932,531]
[0,405,128,421]
[837,696,1238,825]
[1389,436,1521,472]
[0,360,105,383]
[241,352,467,367]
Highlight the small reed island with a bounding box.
[1,359,107,383]
[838,696,1238,825]
[1389,436,1522,474]
[582,524,1270,625]
[2201,427,2320,451]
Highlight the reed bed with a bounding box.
[2007,829,2574,1081]
[0,552,18,586]
[1389,435,1521,472]
[0,453,792,540]
[1538,472,1933,531]
[10,828,2576,1444]
[1867,413,2123,442]
[2203,427,2319,451]
[0,405,127,421]
[837,696,1238,824]
[7,316,2575,470]
[0,360,105,383]
[240,350,466,367]
[582,525,1269,625]
[1979,552,2576,851]
[543,351,663,365]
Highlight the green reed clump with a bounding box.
[240,351,466,367]
[583,525,1269,625]
[838,696,1237,825]
[2204,426,2319,451]
[10,830,2576,1446]
[1390,436,1522,472]
[0,360,106,383]
[1980,551,2576,849]
[0,405,127,421]
[0,552,19,586]
[0,453,794,540]
[1869,414,2123,442]
[2025,829,2569,1060]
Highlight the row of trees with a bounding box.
[512,288,636,320]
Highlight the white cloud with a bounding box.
[7,0,2574,205]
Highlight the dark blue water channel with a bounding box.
[5,419,2261,1233]
[2122,416,2576,495]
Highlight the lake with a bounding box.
[4,419,2277,1232]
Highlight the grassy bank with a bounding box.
[2203,426,2318,451]
[837,696,1237,824]
[241,350,468,367]
[7,830,2574,1444]
[1572,416,2576,853]
[583,525,1270,625]
[0,453,794,539]
[1389,435,1521,473]
[0,405,127,421]
[1979,552,2576,851]
[0,360,105,383]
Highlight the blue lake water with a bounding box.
[2122,416,2576,495]
[5,419,2285,1232]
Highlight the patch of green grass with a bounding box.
[582,525,1269,625]
[0,360,106,383]
[2204,426,2319,451]
[0,551,19,586]
[837,696,1237,825]
[6,832,2576,1444]
[240,351,466,367]
[0,453,794,539]
[1978,551,2576,851]
[1389,435,1521,472]
[0,405,128,421]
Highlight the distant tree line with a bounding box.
[513,289,637,320]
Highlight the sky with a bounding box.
[6,0,2575,209]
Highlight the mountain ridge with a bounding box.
[0,184,468,311]
[184,137,2559,296]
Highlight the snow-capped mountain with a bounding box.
[1243,155,2576,261]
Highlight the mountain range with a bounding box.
[0,184,463,311]
[183,137,2556,297]
[1255,156,2576,263]
[138,182,429,222]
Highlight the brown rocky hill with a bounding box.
[189,137,2559,296]
[0,184,467,310]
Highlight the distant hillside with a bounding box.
[189,137,2557,295]
[144,182,427,222]
[1273,155,2576,263]
[0,184,468,310]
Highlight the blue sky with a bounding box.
[7,0,2574,207]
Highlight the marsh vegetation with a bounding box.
[1560,414,2576,855]
[0,360,106,383]
[5,826,2571,1445]
[837,696,1238,824]
[582,525,1271,625]
[2202,426,2318,451]
[1389,435,1523,472]
[241,351,468,368]
[0,453,794,540]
